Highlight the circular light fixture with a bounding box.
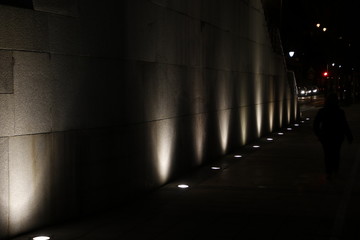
[294,124,299,127]
[278,132,284,135]
[211,167,221,170]
[253,145,260,148]
[177,184,189,189]
[234,155,242,158]
[266,138,273,141]
[287,128,292,131]
[33,237,50,240]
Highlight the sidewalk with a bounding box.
[11,102,360,240]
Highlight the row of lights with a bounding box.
[28,118,311,240]
[177,118,310,189]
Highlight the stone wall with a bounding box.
[0,0,297,238]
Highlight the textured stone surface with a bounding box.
[0,6,48,51]
[13,51,53,135]
[48,14,82,55]
[9,134,52,236]
[0,50,14,93]
[0,0,296,238]
[0,94,15,136]
[33,0,78,16]
[0,137,9,239]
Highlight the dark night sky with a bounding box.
[280,0,360,75]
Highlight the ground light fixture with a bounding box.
[234,155,242,158]
[294,123,299,127]
[211,166,221,170]
[287,127,293,131]
[278,132,284,135]
[252,145,260,148]
[266,138,274,141]
[177,184,189,189]
[33,237,51,240]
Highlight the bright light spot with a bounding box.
[255,104,263,137]
[33,237,50,240]
[288,51,295,57]
[301,121,304,123]
[193,115,206,165]
[278,132,284,135]
[240,107,249,145]
[316,23,320,28]
[306,118,310,121]
[323,27,327,32]
[294,123,299,127]
[152,120,176,184]
[234,155,242,158]
[287,128,292,131]
[266,138,273,141]
[253,145,260,148]
[218,110,230,154]
[211,167,221,170]
[178,184,189,189]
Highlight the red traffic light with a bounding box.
[323,71,328,77]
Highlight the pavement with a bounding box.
[11,98,360,240]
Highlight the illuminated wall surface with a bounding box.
[0,0,297,238]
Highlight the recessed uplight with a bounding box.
[306,118,310,121]
[266,138,273,141]
[234,155,242,158]
[294,124,299,127]
[33,237,50,240]
[211,167,221,170]
[287,128,292,131]
[178,184,189,189]
[278,132,284,135]
[253,145,260,148]
[301,121,305,123]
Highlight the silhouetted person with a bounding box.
[313,93,353,181]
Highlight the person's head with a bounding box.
[325,92,339,107]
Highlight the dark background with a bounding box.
[280,0,359,86]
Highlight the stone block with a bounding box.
[125,0,159,62]
[0,137,9,239]
[0,94,15,137]
[0,50,14,93]
[48,14,82,55]
[0,6,49,52]
[33,0,78,16]
[13,51,53,135]
[9,134,52,236]
[156,9,201,66]
[50,55,90,131]
[50,132,78,221]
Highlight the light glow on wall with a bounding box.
[193,115,206,165]
[255,104,263,137]
[218,110,231,154]
[240,107,248,145]
[152,120,176,184]
[268,102,275,132]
